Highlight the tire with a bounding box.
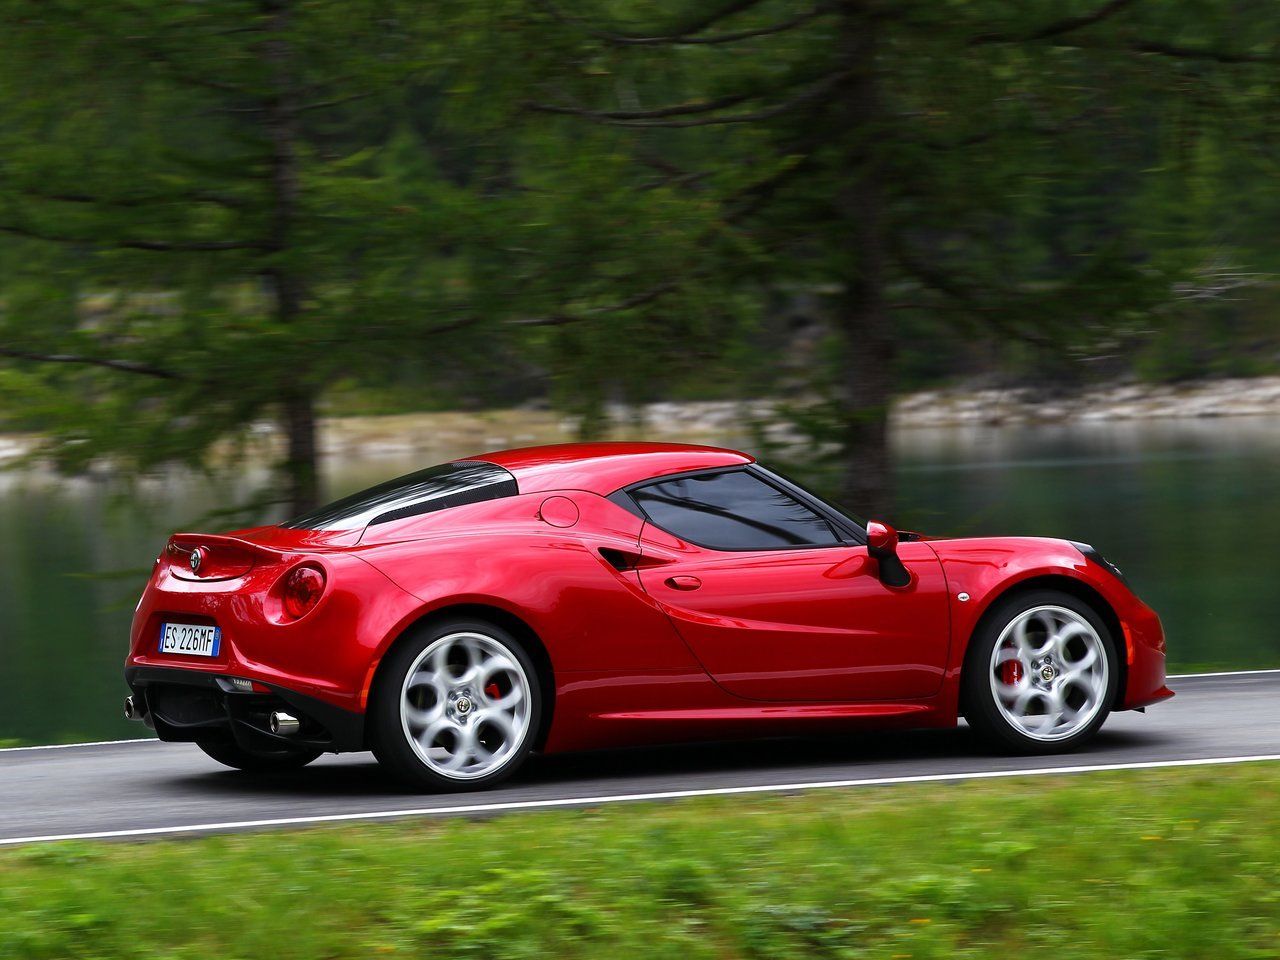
[963,589,1119,754]
[369,618,542,792]
[197,737,322,773]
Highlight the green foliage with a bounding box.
[1,0,1278,515]
[0,765,1278,958]
[497,0,1280,510]
[0,0,509,507]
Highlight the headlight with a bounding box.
[1069,541,1128,586]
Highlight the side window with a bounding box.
[631,470,840,550]
[283,460,517,531]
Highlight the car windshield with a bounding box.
[282,460,518,531]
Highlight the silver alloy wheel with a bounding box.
[399,631,533,780]
[988,604,1109,742]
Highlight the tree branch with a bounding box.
[595,0,772,40]
[1029,35,1280,64]
[889,241,1056,349]
[422,316,483,336]
[530,69,850,129]
[1121,39,1280,64]
[510,282,678,327]
[298,92,375,113]
[0,224,265,252]
[968,1,1278,65]
[19,188,247,210]
[726,151,818,220]
[535,0,834,46]
[529,90,756,121]
[970,0,1143,45]
[138,44,262,98]
[118,238,267,252]
[0,346,181,380]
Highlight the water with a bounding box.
[2,416,1277,746]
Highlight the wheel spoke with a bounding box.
[1027,610,1059,657]
[440,743,472,772]
[1040,685,1067,731]
[995,645,1023,667]
[995,677,1026,704]
[486,683,525,711]
[1059,646,1099,682]
[406,671,448,698]
[476,706,520,742]
[403,672,447,727]
[454,723,479,761]
[1012,687,1041,716]
[414,716,455,749]
[1012,619,1036,658]
[427,640,453,680]
[477,653,518,684]
[403,700,444,729]
[1035,708,1064,734]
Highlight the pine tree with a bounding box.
[520,0,1280,514]
[0,0,503,513]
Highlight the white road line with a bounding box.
[0,737,156,754]
[1168,668,1280,679]
[2,752,1278,847]
[0,668,1275,755]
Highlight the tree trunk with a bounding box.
[261,0,319,515]
[282,392,319,516]
[833,6,894,521]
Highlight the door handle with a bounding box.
[665,575,702,591]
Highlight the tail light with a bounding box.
[283,564,326,619]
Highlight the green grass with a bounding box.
[2,765,1278,959]
[1168,662,1280,675]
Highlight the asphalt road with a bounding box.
[2,672,1278,846]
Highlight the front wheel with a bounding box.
[369,619,542,791]
[963,590,1119,753]
[197,737,322,773]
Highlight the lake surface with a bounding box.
[2,415,1277,745]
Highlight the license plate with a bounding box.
[159,622,221,657]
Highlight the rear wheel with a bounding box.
[963,590,1118,753]
[369,618,541,791]
[197,737,322,773]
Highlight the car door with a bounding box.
[629,468,950,702]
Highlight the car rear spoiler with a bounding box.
[167,533,290,561]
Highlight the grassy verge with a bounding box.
[2,765,1278,959]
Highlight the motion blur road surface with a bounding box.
[1,673,1276,846]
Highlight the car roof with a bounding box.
[470,441,754,495]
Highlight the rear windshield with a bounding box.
[282,460,518,531]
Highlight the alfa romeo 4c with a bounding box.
[125,442,1171,790]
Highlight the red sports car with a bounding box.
[124,442,1172,790]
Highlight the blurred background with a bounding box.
[1,0,1278,746]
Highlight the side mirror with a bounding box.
[866,520,911,588]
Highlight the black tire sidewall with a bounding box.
[963,589,1119,754]
[369,618,542,791]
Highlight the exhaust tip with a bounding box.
[123,696,140,721]
[269,711,300,736]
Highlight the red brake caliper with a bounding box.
[1001,659,1023,686]
[484,682,501,700]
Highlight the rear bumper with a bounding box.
[125,666,365,753]
[126,551,427,715]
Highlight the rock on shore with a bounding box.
[893,376,1280,426]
